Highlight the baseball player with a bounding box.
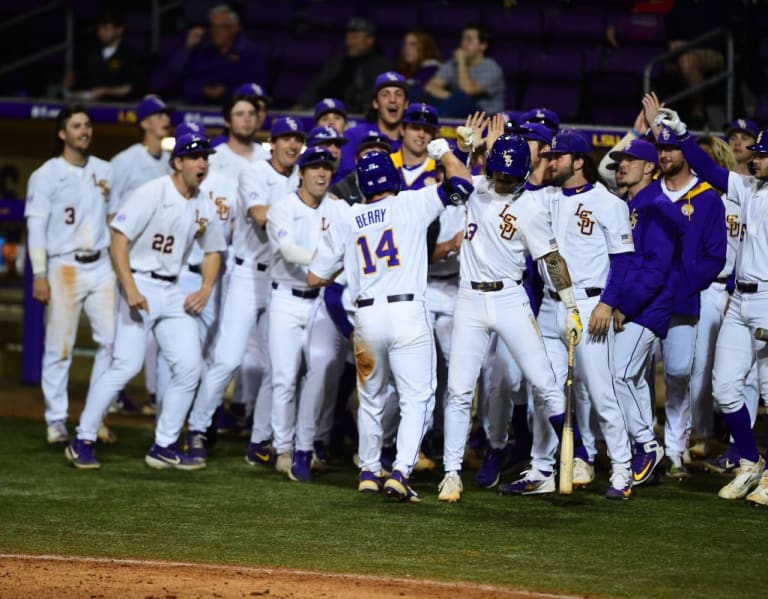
[437,118,586,503]
[306,125,349,185]
[725,117,758,176]
[266,147,350,481]
[658,108,768,505]
[26,104,115,446]
[608,139,684,486]
[391,103,440,190]
[189,117,305,467]
[314,98,348,133]
[65,130,226,469]
[308,144,474,502]
[330,129,394,205]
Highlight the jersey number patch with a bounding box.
[64,206,75,225]
[356,228,400,275]
[151,234,175,254]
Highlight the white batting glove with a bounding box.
[427,138,451,161]
[655,107,687,136]
[456,125,475,151]
[566,309,583,345]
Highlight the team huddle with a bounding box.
[26,72,768,506]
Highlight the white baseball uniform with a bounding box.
[208,142,271,181]
[310,186,447,477]
[109,143,171,215]
[75,175,226,447]
[443,177,566,475]
[25,156,115,427]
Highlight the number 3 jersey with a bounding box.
[460,177,559,283]
[25,156,112,256]
[111,175,227,277]
[311,186,444,304]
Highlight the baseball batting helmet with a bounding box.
[298,146,336,170]
[486,134,531,179]
[356,150,401,200]
[747,128,768,153]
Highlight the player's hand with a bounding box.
[641,92,666,136]
[126,288,150,313]
[427,138,451,161]
[588,301,613,337]
[656,107,687,136]
[632,107,649,137]
[184,286,212,315]
[464,111,488,149]
[450,230,463,252]
[566,309,583,345]
[456,126,475,152]
[612,308,626,332]
[185,26,205,48]
[32,277,50,304]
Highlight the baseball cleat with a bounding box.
[275,451,293,475]
[605,470,632,500]
[498,468,555,495]
[141,394,157,416]
[65,438,100,469]
[145,443,206,470]
[688,440,710,459]
[631,439,664,486]
[110,390,141,414]
[215,406,241,435]
[245,441,276,467]
[47,420,69,446]
[384,470,421,503]
[380,445,396,476]
[358,470,385,493]
[413,450,437,471]
[288,450,312,483]
[97,423,117,444]
[703,447,740,474]
[745,470,768,506]
[438,471,463,502]
[718,456,765,500]
[311,440,330,472]
[186,430,208,461]
[665,456,691,480]
[573,457,596,487]
[475,445,512,488]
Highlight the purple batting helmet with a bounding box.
[356,150,401,200]
[486,134,531,179]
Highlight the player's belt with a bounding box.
[715,277,728,284]
[234,256,268,271]
[737,281,760,293]
[430,272,459,281]
[188,263,202,274]
[131,269,178,283]
[74,251,101,264]
[356,294,415,308]
[271,281,320,299]
[471,281,512,292]
[548,287,602,301]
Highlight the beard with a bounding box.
[549,162,574,187]
[232,130,255,144]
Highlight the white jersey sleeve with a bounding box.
[310,215,347,281]
[109,144,171,215]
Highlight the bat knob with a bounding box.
[755,328,767,341]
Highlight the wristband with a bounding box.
[630,128,643,138]
[29,248,47,277]
[557,286,578,311]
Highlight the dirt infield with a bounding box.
[0,555,575,599]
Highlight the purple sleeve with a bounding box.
[324,282,353,339]
[688,194,727,292]
[601,251,632,308]
[680,136,730,194]
[437,176,474,206]
[524,255,543,316]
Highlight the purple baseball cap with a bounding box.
[725,117,759,139]
[522,107,560,132]
[175,121,206,137]
[515,122,553,145]
[233,82,271,103]
[373,71,408,95]
[654,126,682,148]
[307,125,348,147]
[270,116,307,140]
[135,95,171,122]
[747,128,768,153]
[539,129,591,157]
[314,98,348,120]
[356,128,393,154]
[402,102,439,131]
[609,139,659,166]
[298,146,336,170]
[172,133,216,158]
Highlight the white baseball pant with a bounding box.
[661,316,698,459]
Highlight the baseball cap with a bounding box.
[298,146,336,170]
[175,121,206,137]
[402,103,439,130]
[314,98,348,120]
[747,128,768,153]
[307,125,348,147]
[270,116,307,140]
[514,122,553,145]
[346,17,376,36]
[521,107,560,132]
[609,139,659,166]
[725,117,759,139]
[373,71,408,95]
[356,128,393,154]
[539,129,591,157]
[654,126,682,148]
[233,82,271,103]
[172,133,216,158]
[135,95,170,122]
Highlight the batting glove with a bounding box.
[566,309,583,345]
[456,125,475,151]
[427,138,451,161]
[655,107,687,136]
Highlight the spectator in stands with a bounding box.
[423,23,504,118]
[63,8,143,102]
[158,5,266,105]
[296,18,391,114]
[397,31,441,100]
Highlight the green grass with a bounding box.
[1,418,766,599]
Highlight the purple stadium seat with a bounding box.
[243,1,295,29]
[367,3,422,33]
[504,80,519,111]
[601,45,663,76]
[588,103,639,127]
[522,51,584,83]
[301,1,359,31]
[274,39,333,70]
[588,72,643,99]
[271,70,313,107]
[543,10,606,43]
[753,94,768,123]
[494,45,521,79]
[614,13,667,44]
[182,0,216,25]
[482,6,542,41]
[419,3,480,36]
[521,82,581,122]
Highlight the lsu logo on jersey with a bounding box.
[92,174,110,201]
[320,217,330,231]
[210,191,229,221]
[630,208,638,229]
[498,203,517,240]
[573,202,594,235]
[726,214,745,239]
[194,209,208,238]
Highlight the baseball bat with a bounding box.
[558,331,577,494]
[755,328,768,341]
